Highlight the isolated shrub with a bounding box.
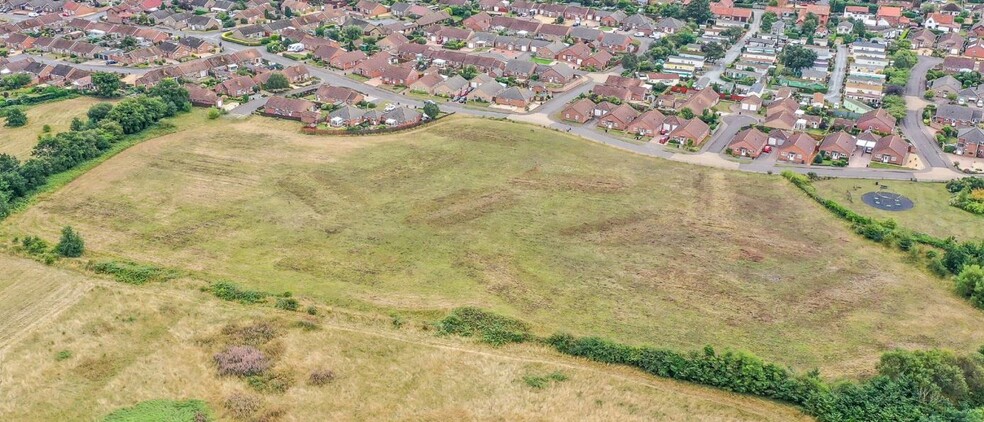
[214,345,270,377]
[305,306,317,315]
[210,281,267,304]
[275,297,299,311]
[4,108,27,127]
[55,350,72,361]
[223,392,262,420]
[523,371,568,389]
[55,226,84,257]
[308,369,335,386]
[20,235,49,256]
[207,108,222,120]
[246,369,293,393]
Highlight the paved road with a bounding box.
[701,10,764,88]
[826,44,848,106]
[902,56,949,169]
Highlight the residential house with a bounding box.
[819,131,856,161]
[433,74,469,97]
[856,108,896,133]
[871,134,909,164]
[667,118,710,146]
[777,132,817,164]
[728,127,769,158]
[935,104,983,127]
[597,104,640,130]
[493,86,535,108]
[263,96,320,126]
[925,13,959,33]
[330,50,369,70]
[215,75,257,97]
[315,85,364,105]
[562,98,595,123]
[625,109,666,136]
[957,127,984,157]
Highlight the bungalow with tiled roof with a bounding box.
[597,104,640,130]
[728,128,769,158]
[855,108,896,133]
[626,109,666,136]
[777,132,817,164]
[872,134,910,165]
[819,131,856,161]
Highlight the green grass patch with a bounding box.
[102,399,212,422]
[867,162,906,170]
[531,57,554,65]
[87,260,180,285]
[523,371,568,389]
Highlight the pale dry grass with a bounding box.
[3,115,984,378]
[0,255,92,356]
[0,97,111,160]
[0,256,809,421]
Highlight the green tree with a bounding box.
[4,108,26,127]
[801,12,819,36]
[882,95,908,120]
[956,264,984,306]
[91,72,122,98]
[702,42,726,63]
[70,117,85,132]
[761,11,778,31]
[620,53,639,70]
[343,25,363,42]
[87,102,114,124]
[892,49,917,70]
[423,102,440,119]
[55,226,84,257]
[264,72,290,91]
[781,45,819,73]
[684,0,712,24]
[1,73,32,89]
[680,108,695,119]
[148,78,191,115]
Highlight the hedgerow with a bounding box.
[88,260,179,285]
[438,308,984,421]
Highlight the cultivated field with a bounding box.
[4,114,984,378]
[0,97,110,160]
[0,255,809,421]
[812,178,984,240]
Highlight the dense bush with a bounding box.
[437,307,531,346]
[214,345,270,377]
[948,178,984,215]
[210,281,267,304]
[55,226,84,257]
[275,297,299,311]
[88,260,179,284]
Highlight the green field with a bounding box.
[4,114,984,380]
[812,178,984,240]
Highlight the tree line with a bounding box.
[0,79,190,218]
[439,307,984,422]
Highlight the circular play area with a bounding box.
[861,191,914,211]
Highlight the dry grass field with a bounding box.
[0,254,809,421]
[4,113,984,380]
[0,97,110,159]
[812,178,984,240]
